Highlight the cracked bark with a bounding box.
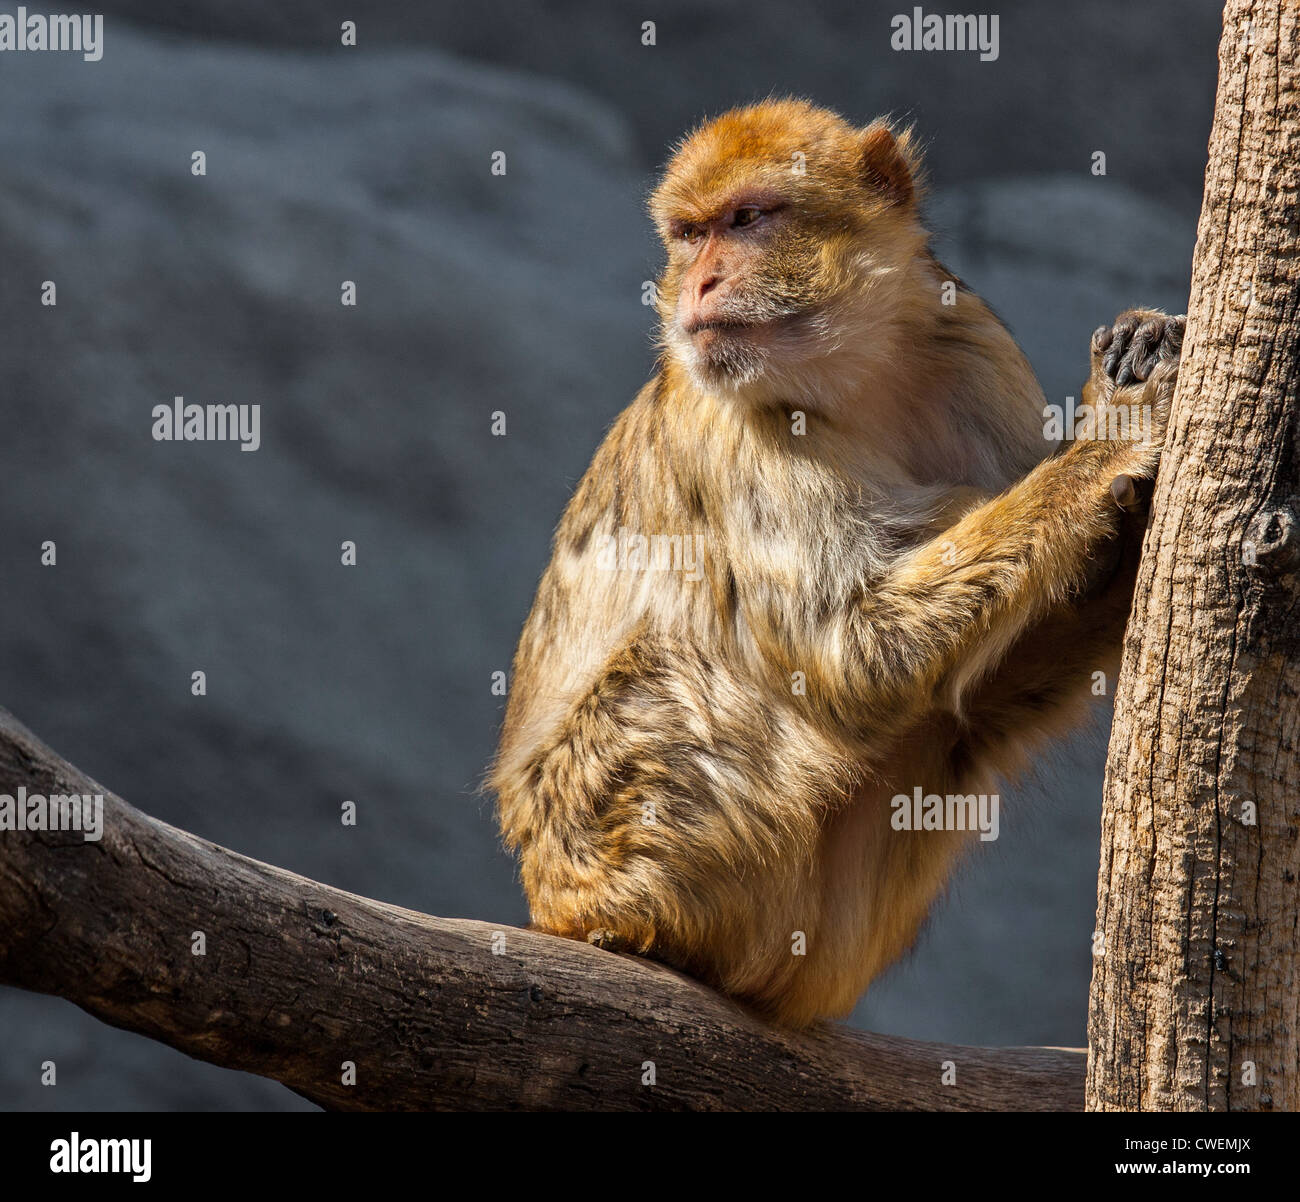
[1087,0,1300,1111]
[0,708,1085,1112]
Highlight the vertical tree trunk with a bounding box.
[1087,0,1300,1111]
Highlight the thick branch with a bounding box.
[0,707,1082,1111]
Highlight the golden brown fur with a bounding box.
[491,99,1182,1026]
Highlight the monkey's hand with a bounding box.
[1086,308,1185,503]
[1074,310,1184,596]
[1093,308,1185,392]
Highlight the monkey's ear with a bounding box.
[858,121,917,207]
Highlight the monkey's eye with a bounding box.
[732,207,764,228]
[679,224,704,244]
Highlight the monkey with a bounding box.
[491,98,1184,1028]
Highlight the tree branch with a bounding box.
[0,707,1083,1111]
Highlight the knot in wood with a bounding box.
[1244,502,1300,573]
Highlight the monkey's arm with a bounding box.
[953,498,1143,760]
[811,312,1181,740]
[943,312,1182,747]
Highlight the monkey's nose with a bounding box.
[696,274,722,301]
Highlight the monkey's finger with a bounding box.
[1154,314,1186,363]
[1118,318,1165,386]
[1115,322,1155,386]
[1110,473,1140,511]
[1103,314,1140,379]
[1092,324,1114,356]
[1110,472,1156,513]
[587,928,632,953]
[1103,337,1128,379]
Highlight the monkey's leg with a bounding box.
[505,635,849,982]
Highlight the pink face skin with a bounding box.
[668,192,791,357]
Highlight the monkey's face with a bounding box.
[649,101,926,402]
[660,197,826,389]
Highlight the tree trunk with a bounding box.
[1087,0,1300,1111]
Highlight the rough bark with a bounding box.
[0,707,1083,1111]
[1087,0,1300,1110]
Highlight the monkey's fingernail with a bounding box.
[1111,474,1138,509]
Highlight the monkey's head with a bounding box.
[650,99,929,404]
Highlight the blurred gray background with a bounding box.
[0,1,1220,1109]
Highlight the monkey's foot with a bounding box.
[1092,310,1185,387]
[586,928,635,953]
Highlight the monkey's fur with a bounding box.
[492,99,1184,1027]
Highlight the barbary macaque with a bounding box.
[492,99,1184,1026]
